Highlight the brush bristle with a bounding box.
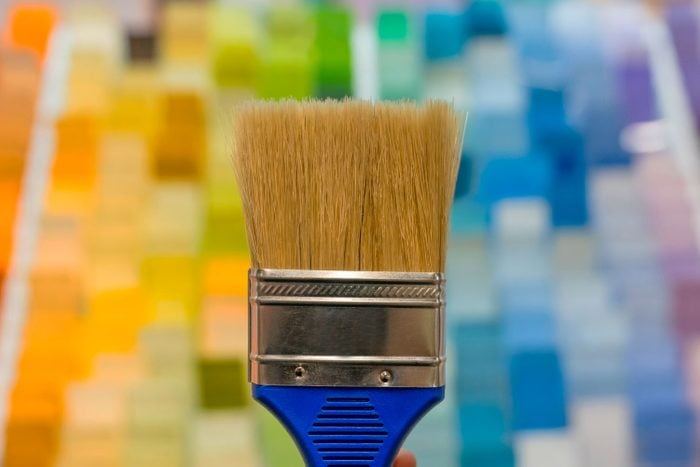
[233,99,462,272]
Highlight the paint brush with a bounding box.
[233,99,462,466]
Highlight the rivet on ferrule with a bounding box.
[379,370,393,385]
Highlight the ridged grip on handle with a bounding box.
[253,384,444,467]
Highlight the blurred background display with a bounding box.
[0,0,699,466]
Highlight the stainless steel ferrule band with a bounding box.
[248,268,446,388]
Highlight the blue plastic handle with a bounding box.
[253,384,444,467]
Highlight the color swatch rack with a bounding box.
[2,1,700,466]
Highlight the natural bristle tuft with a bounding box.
[233,99,463,272]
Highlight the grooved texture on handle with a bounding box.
[253,385,444,467]
[308,396,387,465]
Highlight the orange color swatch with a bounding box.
[6,4,58,60]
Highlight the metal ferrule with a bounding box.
[249,268,446,388]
